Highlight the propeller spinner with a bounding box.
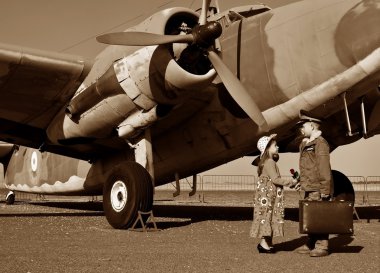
[96,0,269,131]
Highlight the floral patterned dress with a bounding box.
[250,159,292,238]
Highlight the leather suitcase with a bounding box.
[299,200,354,234]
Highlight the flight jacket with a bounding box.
[299,131,333,195]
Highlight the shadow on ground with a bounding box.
[1,201,378,229]
[273,234,363,254]
[153,205,379,223]
[0,201,380,219]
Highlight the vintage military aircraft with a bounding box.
[0,0,379,228]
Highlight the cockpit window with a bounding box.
[215,5,271,29]
[228,11,244,23]
[238,8,270,18]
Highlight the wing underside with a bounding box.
[0,43,91,148]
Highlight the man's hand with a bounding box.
[289,179,301,191]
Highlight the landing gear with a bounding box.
[5,191,15,205]
[103,162,153,229]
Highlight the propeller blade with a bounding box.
[208,51,269,131]
[96,32,194,46]
[199,0,211,25]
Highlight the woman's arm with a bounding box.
[263,159,296,187]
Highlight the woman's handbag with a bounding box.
[299,200,354,234]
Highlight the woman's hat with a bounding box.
[257,134,277,157]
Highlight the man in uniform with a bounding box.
[296,110,333,257]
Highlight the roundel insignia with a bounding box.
[28,149,44,185]
[31,151,38,172]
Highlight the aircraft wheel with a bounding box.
[138,165,154,223]
[5,191,15,205]
[103,162,153,229]
[138,163,153,212]
[332,170,355,202]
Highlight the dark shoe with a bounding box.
[257,244,275,254]
[296,245,311,254]
[310,248,329,257]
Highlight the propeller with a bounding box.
[199,0,211,25]
[207,51,268,130]
[96,0,269,131]
[96,32,194,46]
[96,21,222,48]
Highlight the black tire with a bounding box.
[332,170,355,202]
[139,168,154,223]
[139,166,154,211]
[103,162,153,229]
[5,191,15,205]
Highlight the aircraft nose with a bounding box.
[193,21,222,47]
[204,21,223,40]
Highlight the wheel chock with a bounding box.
[353,207,361,221]
[130,210,159,232]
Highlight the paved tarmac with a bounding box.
[0,201,379,273]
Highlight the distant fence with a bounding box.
[348,176,366,204]
[2,175,380,206]
[155,175,380,206]
[155,175,202,191]
[366,176,380,205]
[202,175,256,191]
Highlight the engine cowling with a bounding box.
[47,7,217,144]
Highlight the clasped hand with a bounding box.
[289,179,301,191]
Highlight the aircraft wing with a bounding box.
[0,43,91,149]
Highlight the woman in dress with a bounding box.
[250,134,298,253]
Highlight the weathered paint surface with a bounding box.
[4,147,91,194]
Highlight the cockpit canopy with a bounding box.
[210,4,271,28]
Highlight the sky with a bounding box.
[0,0,379,177]
[204,136,380,177]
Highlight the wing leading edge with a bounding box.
[0,43,92,147]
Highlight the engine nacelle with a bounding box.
[0,142,14,159]
[47,7,217,144]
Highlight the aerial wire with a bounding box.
[60,1,205,53]
[189,0,196,9]
[59,13,144,53]
[60,0,205,53]
[155,1,175,9]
